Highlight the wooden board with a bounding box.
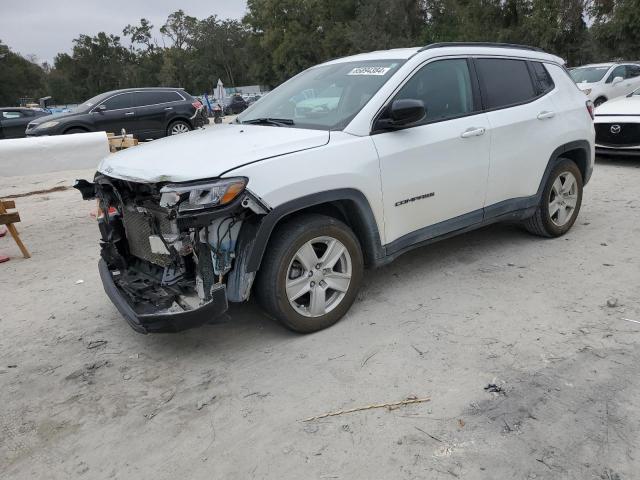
[0,212,20,225]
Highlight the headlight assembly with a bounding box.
[35,120,60,129]
[159,178,247,212]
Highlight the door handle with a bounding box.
[537,111,555,120]
[124,112,135,116]
[164,107,173,110]
[460,127,486,138]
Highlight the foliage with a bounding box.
[0,39,46,105]
[2,1,640,105]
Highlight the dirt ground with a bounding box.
[1,157,639,480]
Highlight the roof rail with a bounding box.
[418,42,544,53]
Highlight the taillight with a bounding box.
[192,100,203,109]
[586,100,595,120]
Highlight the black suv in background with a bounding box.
[27,88,207,139]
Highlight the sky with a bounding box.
[0,0,248,64]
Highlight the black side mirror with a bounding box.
[96,104,107,112]
[376,99,426,130]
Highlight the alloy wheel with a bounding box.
[285,236,352,318]
[549,171,578,227]
[170,123,190,135]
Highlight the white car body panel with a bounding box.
[372,112,491,243]
[226,131,388,243]
[546,64,597,160]
[595,95,640,116]
[98,124,329,183]
[484,93,558,206]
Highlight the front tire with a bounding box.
[523,158,583,237]
[255,214,364,333]
[594,97,607,108]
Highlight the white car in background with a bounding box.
[594,87,640,156]
[570,62,640,107]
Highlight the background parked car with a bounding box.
[223,95,249,115]
[26,88,206,139]
[594,86,640,156]
[0,107,50,139]
[570,62,640,107]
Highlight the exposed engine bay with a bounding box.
[75,174,269,332]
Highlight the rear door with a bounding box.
[372,58,491,246]
[478,58,560,209]
[92,92,139,135]
[132,90,186,139]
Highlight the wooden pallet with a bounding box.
[0,200,30,259]
[107,132,139,152]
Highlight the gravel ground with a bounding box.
[1,157,639,480]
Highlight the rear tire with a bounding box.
[255,214,364,333]
[523,158,583,237]
[167,120,191,136]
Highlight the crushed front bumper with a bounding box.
[98,259,228,334]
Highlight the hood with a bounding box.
[98,124,330,183]
[595,95,640,116]
[28,110,82,125]
[576,82,595,91]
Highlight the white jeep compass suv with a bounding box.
[77,42,595,334]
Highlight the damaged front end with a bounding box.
[75,174,269,333]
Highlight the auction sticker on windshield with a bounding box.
[348,66,391,76]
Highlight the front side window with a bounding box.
[476,58,537,109]
[393,58,475,123]
[238,59,405,130]
[606,65,626,83]
[101,93,135,111]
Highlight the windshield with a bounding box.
[74,92,112,112]
[238,59,405,130]
[570,66,612,84]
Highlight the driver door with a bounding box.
[92,92,139,135]
[371,58,491,247]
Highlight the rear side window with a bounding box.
[476,58,537,110]
[626,65,640,79]
[101,93,135,111]
[394,58,476,123]
[530,62,555,94]
[135,91,183,107]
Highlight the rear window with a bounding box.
[476,58,537,110]
[530,62,555,94]
[135,91,183,107]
